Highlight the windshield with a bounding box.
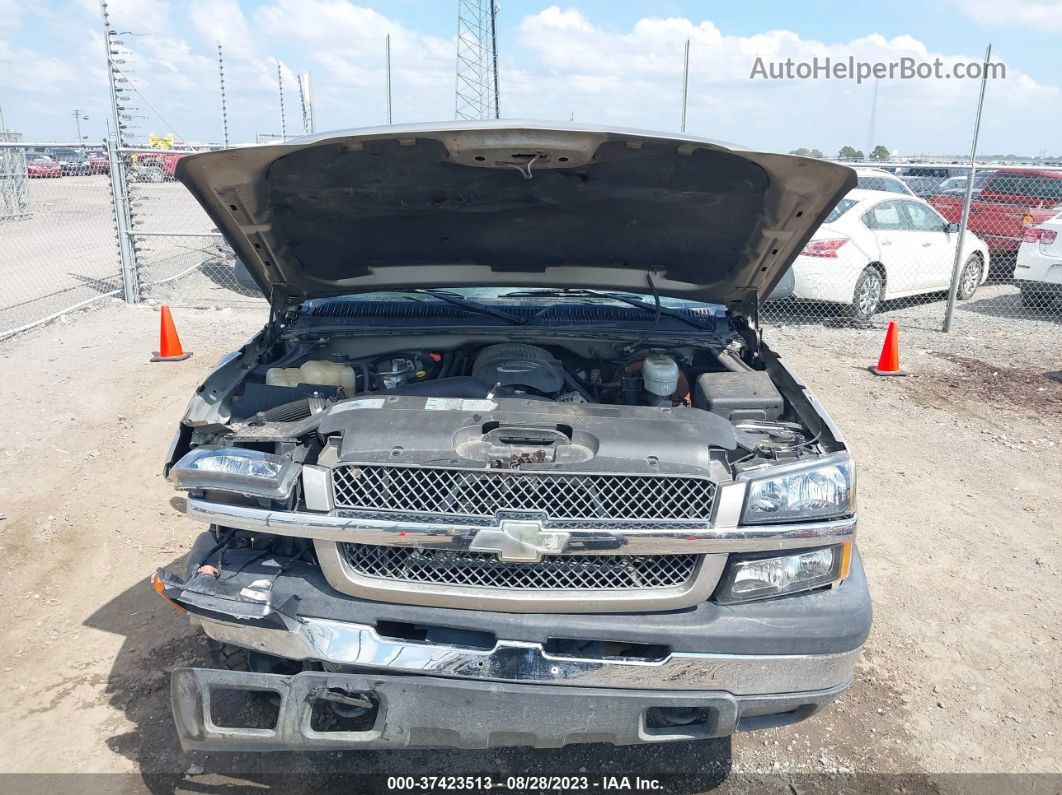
[49,149,79,158]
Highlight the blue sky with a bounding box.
[1,0,1059,155]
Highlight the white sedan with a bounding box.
[1014,210,1062,309]
[772,190,990,320]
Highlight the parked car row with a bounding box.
[22,147,192,180]
[23,148,109,178]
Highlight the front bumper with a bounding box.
[173,668,848,751]
[191,613,862,694]
[159,537,870,751]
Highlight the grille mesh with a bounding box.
[331,465,716,521]
[342,544,698,590]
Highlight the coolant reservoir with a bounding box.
[265,361,356,391]
[642,354,679,397]
[300,360,356,391]
[265,367,302,387]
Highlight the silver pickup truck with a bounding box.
[153,121,870,752]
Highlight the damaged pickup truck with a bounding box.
[153,122,871,751]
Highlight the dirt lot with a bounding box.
[0,302,1059,793]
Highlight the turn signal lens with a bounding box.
[715,542,852,604]
[151,571,185,612]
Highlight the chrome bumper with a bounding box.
[183,494,858,613]
[194,614,862,695]
[184,496,858,556]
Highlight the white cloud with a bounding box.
[0,1,1058,154]
[509,6,1060,155]
[953,0,1062,31]
[189,0,252,47]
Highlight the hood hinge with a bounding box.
[728,288,762,365]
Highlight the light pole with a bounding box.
[73,109,88,142]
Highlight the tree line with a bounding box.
[789,145,891,161]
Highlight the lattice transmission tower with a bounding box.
[455,0,499,120]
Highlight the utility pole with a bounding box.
[304,73,316,134]
[72,109,87,142]
[217,43,229,147]
[943,44,992,333]
[297,74,308,134]
[680,39,690,133]
[277,61,286,141]
[385,34,393,124]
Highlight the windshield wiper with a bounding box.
[500,289,719,332]
[396,289,527,325]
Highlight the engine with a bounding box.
[224,336,820,472]
[471,344,565,396]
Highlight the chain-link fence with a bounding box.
[2,138,1060,338]
[117,147,265,307]
[0,141,126,337]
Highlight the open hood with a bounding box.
[175,121,855,312]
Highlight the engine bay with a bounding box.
[215,334,830,475]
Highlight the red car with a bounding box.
[930,169,1062,258]
[128,150,185,181]
[25,153,62,178]
[86,150,110,174]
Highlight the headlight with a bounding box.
[715,543,852,604]
[742,457,855,524]
[170,447,300,499]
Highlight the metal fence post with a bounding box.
[943,44,991,332]
[106,137,140,303]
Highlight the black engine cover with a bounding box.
[471,344,565,394]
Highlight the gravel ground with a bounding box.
[0,302,1058,793]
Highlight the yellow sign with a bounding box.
[148,134,174,149]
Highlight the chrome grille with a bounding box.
[331,465,716,521]
[341,544,698,590]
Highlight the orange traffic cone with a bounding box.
[869,321,905,376]
[151,305,192,362]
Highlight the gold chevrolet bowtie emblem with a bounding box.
[469,520,570,563]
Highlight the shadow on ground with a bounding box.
[84,571,732,794]
[956,289,1061,323]
[761,293,945,329]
